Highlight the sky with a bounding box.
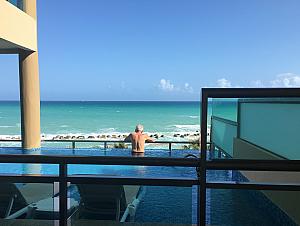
[1,0,300,101]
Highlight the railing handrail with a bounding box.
[0,139,200,151]
[211,115,238,126]
[0,139,198,144]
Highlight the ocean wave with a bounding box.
[0,126,14,128]
[179,115,199,119]
[60,125,69,128]
[172,124,200,131]
[98,128,116,133]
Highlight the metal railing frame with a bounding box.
[199,87,300,226]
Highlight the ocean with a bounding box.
[0,101,236,141]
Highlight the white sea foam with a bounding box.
[98,128,116,133]
[0,126,14,128]
[179,115,199,119]
[60,125,69,128]
[172,124,200,131]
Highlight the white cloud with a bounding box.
[184,83,194,93]
[158,79,175,91]
[217,78,231,88]
[158,79,194,93]
[270,73,300,87]
[250,80,264,87]
[214,73,300,88]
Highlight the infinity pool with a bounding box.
[0,148,297,226]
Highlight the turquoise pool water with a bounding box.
[0,148,297,226]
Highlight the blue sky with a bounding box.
[1,0,300,100]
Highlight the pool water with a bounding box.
[0,147,297,226]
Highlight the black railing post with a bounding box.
[104,141,107,149]
[72,141,75,149]
[59,163,68,226]
[199,89,208,226]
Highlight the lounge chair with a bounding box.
[0,183,29,219]
[0,183,78,220]
[76,184,143,222]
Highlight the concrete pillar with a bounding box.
[19,0,40,149]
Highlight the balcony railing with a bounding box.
[0,139,200,152]
[0,88,300,226]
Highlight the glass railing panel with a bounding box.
[208,188,299,226]
[210,117,237,158]
[0,149,59,175]
[207,169,300,185]
[68,165,197,179]
[0,182,56,225]
[7,0,23,11]
[238,98,300,160]
[211,98,238,122]
[0,163,59,175]
[209,97,300,160]
[70,183,194,225]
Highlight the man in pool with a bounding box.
[124,124,155,153]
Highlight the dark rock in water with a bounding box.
[71,136,76,139]
[59,136,64,139]
[196,130,199,133]
[118,135,122,138]
[160,135,164,137]
[77,136,84,139]
[174,134,178,137]
[106,135,111,138]
[88,136,95,139]
[65,136,71,139]
[180,135,184,138]
[150,135,153,137]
